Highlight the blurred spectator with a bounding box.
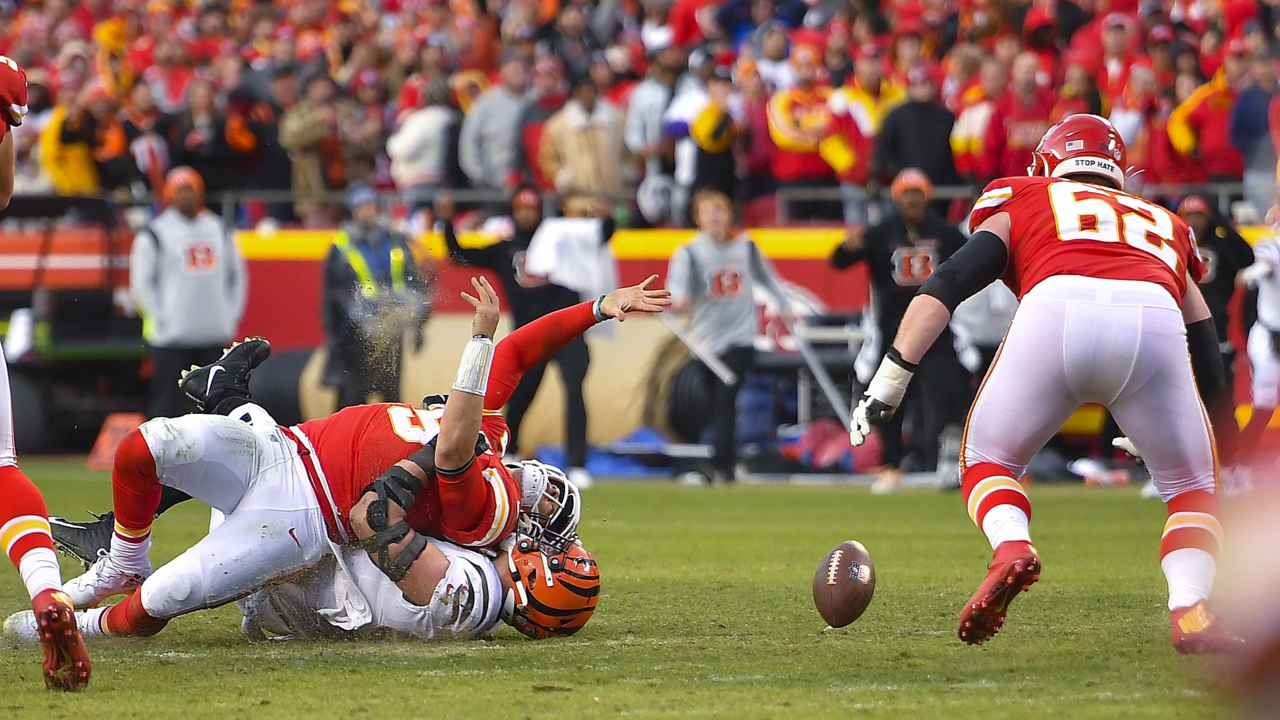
[824,43,906,225]
[59,80,133,196]
[120,79,172,194]
[459,53,528,194]
[169,79,234,196]
[1020,7,1060,88]
[1148,25,1178,89]
[322,185,429,409]
[766,44,835,220]
[512,57,568,191]
[1168,38,1249,183]
[281,75,344,225]
[1232,54,1278,218]
[667,190,789,484]
[439,186,604,489]
[1110,64,1161,187]
[225,64,295,222]
[688,65,739,200]
[1177,194,1254,471]
[736,61,776,201]
[875,62,958,213]
[626,46,683,199]
[1151,72,1211,187]
[754,21,795,92]
[542,5,599,79]
[387,78,458,209]
[538,75,633,214]
[1050,54,1103,124]
[662,53,718,224]
[951,58,1007,185]
[830,169,966,492]
[130,167,246,419]
[980,52,1054,185]
[38,83,98,196]
[1098,13,1139,107]
[339,69,389,188]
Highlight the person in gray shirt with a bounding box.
[130,167,246,418]
[459,52,528,196]
[667,190,789,483]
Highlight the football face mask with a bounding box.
[513,460,581,553]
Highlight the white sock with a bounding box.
[78,607,110,638]
[981,505,1032,551]
[109,530,151,571]
[18,547,62,600]
[1161,547,1216,611]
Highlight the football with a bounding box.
[812,540,876,628]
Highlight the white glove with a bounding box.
[849,352,916,446]
[1240,262,1272,287]
[1112,436,1143,466]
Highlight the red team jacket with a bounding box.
[969,176,1204,300]
[289,301,602,550]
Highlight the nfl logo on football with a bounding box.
[849,561,871,584]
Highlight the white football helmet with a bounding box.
[513,460,582,552]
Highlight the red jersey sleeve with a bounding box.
[437,453,522,549]
[968,178,1024,233]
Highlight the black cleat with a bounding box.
[179,337,271,413]
[49,512,114,569]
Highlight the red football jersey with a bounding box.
[295,400,518,548]
[969,176,1204,300]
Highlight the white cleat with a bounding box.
[568,467,594,491]
[64,551,150,608]
[3,609,38,641]
[5,606,109,642]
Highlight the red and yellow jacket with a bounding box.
[766,84,834,182]
[820,79,906,185]
[1167,70,1244,180]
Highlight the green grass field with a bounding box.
[0,459,1236,719]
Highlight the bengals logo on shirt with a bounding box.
[891,244,940,287]
[184,242,216,272]
[710,268,742,297]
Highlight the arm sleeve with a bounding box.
[1166,92,1202,157]
[1186,316,1225,406]
[916,230,1010,313]
[666,244,692,306]
[442,220,496,267]
[748,240,789,302]
[485,301,598,410]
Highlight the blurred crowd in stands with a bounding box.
[4,0,1280,228]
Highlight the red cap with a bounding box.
[791,43,821,69]
[1178,194,1211,216]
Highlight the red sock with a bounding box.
[961,462,1033,528]
[0,464,55,567]
[1160,489,1222,560]
[104,591,167,637]
[113,429,162,536]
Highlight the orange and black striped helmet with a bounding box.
[503,536,599,639]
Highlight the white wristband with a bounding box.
[452,336,495,396]
[866,355,915,407]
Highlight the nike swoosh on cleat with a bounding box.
[206,366,223,395]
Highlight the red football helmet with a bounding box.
[1028,114,1127,190]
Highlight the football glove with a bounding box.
[1111,436,1143,466]
[0,56,27,128]
[849,350,916,447]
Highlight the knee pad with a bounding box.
[140,553,207,620]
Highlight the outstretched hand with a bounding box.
[461,276,501,338]
[599,274,673,322]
